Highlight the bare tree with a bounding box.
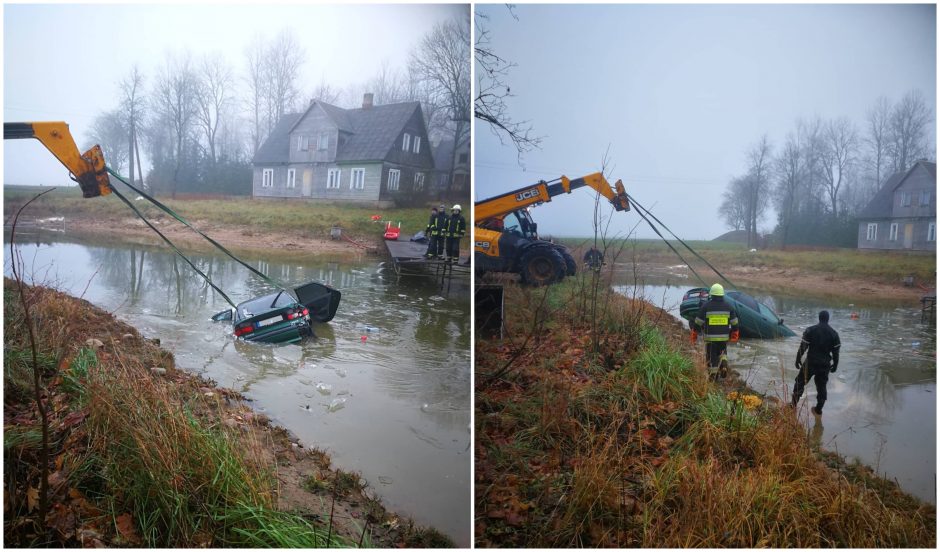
[820,117,858,220]
[743,135,772,248]
[119,66,145,186]
[474,8,541,154]
[411,13,471,189]
[369,60,408,105]
[264,31,305,133]
[88,110,129,173]
[152,52,198,198]
[888,89,933,174]
[864,96,892,188]
[244,35,268,155]
[310,78,342,105]
[195,52,235,165]
[719,178,748,231]
[773,130,804,248]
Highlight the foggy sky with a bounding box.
[3,3,464,187]
[475,4,936,240]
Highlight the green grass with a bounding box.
[556,237,935,285]
[4,185,434,242]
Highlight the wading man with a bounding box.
[792,310,841,416]
[693,283,739,378]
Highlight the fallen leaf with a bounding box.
[115,513,141,545]
[26,486,39,513]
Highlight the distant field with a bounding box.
[555,236,936,286]
[4,185,434,241]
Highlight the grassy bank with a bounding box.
[557,237,936,286]
[4,185,433,243]
[3,278,452,547]
[475,276,935,547]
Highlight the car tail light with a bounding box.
[285,308,309,321]
[234,324,254,337]
[302,308,309,316]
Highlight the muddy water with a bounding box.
[615,276,936,505]
[5,232,470,545]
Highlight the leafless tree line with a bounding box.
[88,13,470,197]
[720,89,934,248]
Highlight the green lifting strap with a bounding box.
[107,182,237,308]
[105,167,291,295]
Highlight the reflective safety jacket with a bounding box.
[694,297,739,342]
[445,213,466,238]
[434,211,449,236]
[426,212,441,236]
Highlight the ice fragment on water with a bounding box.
[328,398,346,412]
[336,368,347,378]
[316,382,332,395]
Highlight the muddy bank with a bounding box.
[3,279,452,547]
[36,215,381,258]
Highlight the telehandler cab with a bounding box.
[474,172,630,285]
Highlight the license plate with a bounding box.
[257,316,282,328]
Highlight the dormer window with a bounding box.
[920,190,932,206]
[317,132,329,151]
[297,135,309,151]
[413,136,421,154]
[402,133,411,151]
[900,191,912,207]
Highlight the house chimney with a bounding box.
[362,92,374,109]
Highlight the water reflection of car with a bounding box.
[679,287,796,339]
[212,282,341,345]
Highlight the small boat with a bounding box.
[679,287,796,339]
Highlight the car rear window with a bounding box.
[728,291,759,312]
[236,291,296,321]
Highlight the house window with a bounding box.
[413,136,421,154]
[287,168,296,188]
[297,136,309,151]
[929,223,936,242]
[439,174,449,189]
[350,168,365,190]
[388,169,400,191]
[317,132,329,151]
[900,191,912,207]
[402,133,410,151]
[866,223,877,241]
[920,190,932,206]
[327,168,341,189]
[414,172,425,192]
[262,168,273,188]
[459,153,468,164]
[889,223,898,241]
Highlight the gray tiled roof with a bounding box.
[859,160,937,219]
[252,113,301,164]
[253,101,421,164]
[336,102,421,162]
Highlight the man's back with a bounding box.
[801,322,840,365]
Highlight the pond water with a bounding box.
[615,275,936,505]
[4,231,471,545]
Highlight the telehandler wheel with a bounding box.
[558,248,577,276]
[519,247,565,286]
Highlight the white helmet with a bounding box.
[452,204,462,211]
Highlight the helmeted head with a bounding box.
[439,204,446,212]
[709,283,724,297]
[818,310,830,323]
[452,204,462,213]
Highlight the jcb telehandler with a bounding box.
[474,172,630,285]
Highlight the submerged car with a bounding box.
[212,281,341,344]
[679,287,796,339]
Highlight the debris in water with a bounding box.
[378,476,393,485]
[336,368,348,378]
[315,382,332,395]
[337,390,350,396]
[361,335,367,342]
[429,295,445,302]
[328,398,346,412]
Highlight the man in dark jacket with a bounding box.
[792,310,841,416]
[444,204,466,263]
[435,204,448,257]
[693,283,739,378]
[425,206,441,258]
